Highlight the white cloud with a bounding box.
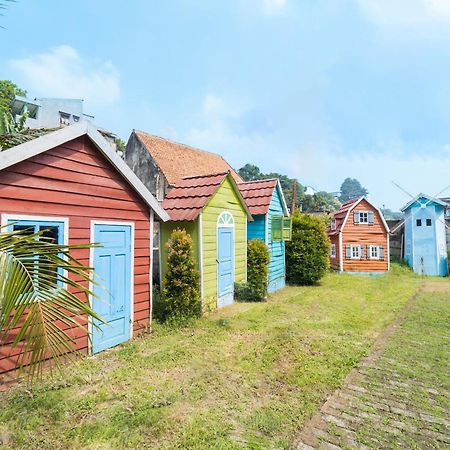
[9,45,120,106]
[356,0,450,28]
[263,0,287,15]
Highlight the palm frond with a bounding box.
[0,227,106,380]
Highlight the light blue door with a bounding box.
[92,224,132,354]
[217,227,234,308]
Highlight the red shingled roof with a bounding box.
[162,172,229,221]
[328,197,360,235]
[239,179,278,215]
[134,130,243,186]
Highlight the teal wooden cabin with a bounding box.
[239,179,291,293]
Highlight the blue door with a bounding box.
[217,227,234,308]
[92,224,132,354]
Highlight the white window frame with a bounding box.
[369,245,380,260]
[351,244,362,259]
[330,219,336,231]
[359,211,369,224]
[330,244,336,258]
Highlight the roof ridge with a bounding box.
[180,171,230,181]
[134,129,231,161]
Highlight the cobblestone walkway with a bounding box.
[294,284,450,449]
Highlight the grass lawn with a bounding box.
[0,265,423,449]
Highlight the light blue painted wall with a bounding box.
[404,198,448,276]
[247,214,265,241]
[267,187,286,292]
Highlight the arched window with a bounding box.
[217,211,234,227]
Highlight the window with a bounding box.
[416,219,422,227]
[351,245,362,259]
[59,112,70,126]
[217,211,234,226]
[359,212,369,223]
[330,244,336,258]
[73,115,80,123]
[354,210,374,225]
[426,218,432,226]
[330,219,336,231]
[370,245,379,259]
[282,217,292,241]
[7,218,66,288]
[272,216,292,241]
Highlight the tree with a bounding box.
[238,163,304,210]
[339,178,368,203]
[0,227,104,379]
[301,191,341,213]
[163,229,201,319]
[238,163,261,181]
[0,80,26,115]
[285,212,330,285]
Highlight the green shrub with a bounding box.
[235,239,270,301]
[286,211,330,285]
[162,228,201,320]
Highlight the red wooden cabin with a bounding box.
[0,123,168,375]
[328,197,390,273]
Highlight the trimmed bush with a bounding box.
[286,211,330,285]
[235,239,269,301]
[162,228,201,319]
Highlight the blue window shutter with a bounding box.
[368,211,374,225]
[354,211,360,224]
[345,245,351,259]
[380,246,385,260]
[360,245,364,259]
[366,245,370,259]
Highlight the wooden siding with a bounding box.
[341,199,388,272]
[202,177,247,312]
[0,136,151,374]
[329,234,340,270]
[247,214,265,242]
[267,187,286,292]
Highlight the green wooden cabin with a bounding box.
[160,171,252,312]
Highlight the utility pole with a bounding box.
[291,179,297,215]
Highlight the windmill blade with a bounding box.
[392,181,414,199]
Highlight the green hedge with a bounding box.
[286,212,330,285]
[162,228,201,320]
[235,239,269,301]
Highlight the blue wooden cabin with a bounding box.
[239,179,291,292]
[401,194,448,276]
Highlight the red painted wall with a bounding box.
[0,136,151,374]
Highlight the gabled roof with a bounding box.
[400,193,448,212]
[162,171,252,222]
[328,196,389,235]
[440,197,450,207]
[0,123,169,221]
[133,130,243,186]
[239,178,289,216]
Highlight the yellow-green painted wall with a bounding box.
[201,177,247,312]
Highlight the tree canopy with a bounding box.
[238,163,340,213]
[0,80,26,116]
[339,177,368,203]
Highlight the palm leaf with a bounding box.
[0,226,106,380]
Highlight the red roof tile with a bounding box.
[134,130,243,185]
[239,179,278,215]
[162,172,229,221]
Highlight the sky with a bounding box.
[1,0,450,210]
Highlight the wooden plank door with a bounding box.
[217,226,234,308]
[92,223,132,354]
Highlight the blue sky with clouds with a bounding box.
[1,0,450,209]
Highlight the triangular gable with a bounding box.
[339,197,390,233]
[400,193,447,212]
[0,123,168,221]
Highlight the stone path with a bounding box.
[293,285,450,449]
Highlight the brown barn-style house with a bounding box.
[328,197,390,273]
[0,123,168,374]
